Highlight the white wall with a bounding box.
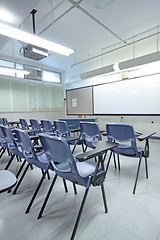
[65,33,160,137]
[0,111,66,123]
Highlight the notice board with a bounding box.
[66,87,93,115]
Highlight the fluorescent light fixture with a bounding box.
[32,47,48,57]
[80,64,114,79]
[0,22,75,56]
[0,66,30,76]
[119,51,160,70]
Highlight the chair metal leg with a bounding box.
[13,163,30,195]
[133,158,142,194]
[70,188,89,240]
[8,159,26,193]
[47,170,50,180]
[63,178,68,193]
[0,146,3,153]
[25,170,47,214]
[101,183,108,213]
[73,183,77,194]
[7,149,10,156]
[81,143,85,152]
[117,154,120,170]
[113,153,117,169]
[72,144,76,154]
[145,157,148,178]
[0,147,6,158]
[37,174,58,219]
[105,151,112,174]
[84,145,87,152]
[4,154,15,170]
[16,159,26,178]
[30,164,33,170]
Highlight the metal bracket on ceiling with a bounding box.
[67,0,127,45]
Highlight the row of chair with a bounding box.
[0,118,151,195]
[0,118,152,240]
[0,120,104,240]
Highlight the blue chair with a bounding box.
[41,120,54,134]
[54,120,70,137]
[38,134,108,239]
[0,125,9,159]
[106,123,150,194]
[54,120,80,153]
[1,125,26,176]
[2,118,9,126]
[13,128,69,214]
[0,118,4,125]
[19,119,30,130]
[80,121,102,152]
[30,119,41,133]
[13,128,49,196]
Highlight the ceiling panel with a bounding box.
[0,0,160,71]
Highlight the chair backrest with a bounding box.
[1,126,24,157]
[39,134,89,187]
[54,120,70,137]
[80,121,102,148]
[41,120,54,133]
[19,119,29,130]
[106,123,137,154]
[14,128,37,161]
[30,119,41,132]
[2,118,9,126]
[0,125,7,147]
[14,129,49,170]
[0,118,4,125]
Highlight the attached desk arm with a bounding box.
[76,141,118,186]
[136,131,156,158]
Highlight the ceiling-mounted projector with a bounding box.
[23,44,48,61]
[22,10,48,61]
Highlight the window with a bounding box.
[16,63,24,78]
[0,77,64,112]
[0,59,14,68]
[0,59,15,77]
[43,70,61,83]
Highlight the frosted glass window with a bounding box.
[16,63,25,78]
[0,60,14,68]
[0,77,64,112]
[0,78,11,111]
[43,70,61,83]
[50,86,64,111]
[37,84,49,111]
[11,81,28,111]
[28,84,37,111]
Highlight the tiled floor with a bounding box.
[0,139,160,240]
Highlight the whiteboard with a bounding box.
[93,74,160,114]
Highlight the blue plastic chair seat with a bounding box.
[112,144,143,157]
[75,159,96,178]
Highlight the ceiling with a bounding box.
[1,0,160,72]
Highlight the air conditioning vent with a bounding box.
[24,67,42,81]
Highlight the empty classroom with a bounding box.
[0,1,160,240]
